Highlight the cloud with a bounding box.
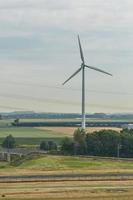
[0,0,133,64]
[0,0,133,112]
[0,0,70,10]
[0,0,133,34]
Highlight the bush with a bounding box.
[48,141,57,151]
[61,137,75,155]
[2,135,16,149]
[40,141,49,151]
[40,141,57,151]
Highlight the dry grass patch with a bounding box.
[0,180,133,199]
[35,127,121,135]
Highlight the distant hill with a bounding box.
[1,111,133,120]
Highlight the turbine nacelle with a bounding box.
[63,36,112,86]
[81,63,84,68]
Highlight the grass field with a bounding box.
[0,126,69,145]
[0,127,68,138]
[1,156,133,199]
[18,156,133,171]
[1,155,133,175]
[0,119,13,127]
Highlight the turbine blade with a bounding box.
[62,67,82,85]
[85,65,112,76]
[78,35,84,63]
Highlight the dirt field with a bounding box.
[35,127,121,135]
[1,180,133,200]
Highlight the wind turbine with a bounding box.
[63,35,112,129]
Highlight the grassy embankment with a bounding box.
[1,155,133,175]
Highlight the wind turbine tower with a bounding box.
[63,35,112,129]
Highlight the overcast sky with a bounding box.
[0,0,133,113]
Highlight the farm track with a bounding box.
[1,172,133,183]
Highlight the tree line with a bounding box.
[61,128,133,158]
[2,128,133,158]
[1,135,57,152]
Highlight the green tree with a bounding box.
[86,130,120,157]
[86,133,102,155]
[61,137,74,155]
[2,135,16,149]
[12,118,19,126]
[73,128,87,155]
[40,141,49,151]
[48,141,57,151]
[74,128,86,142]
[120,132,133,157]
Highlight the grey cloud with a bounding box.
[0,0,70,10]
[0,0,132,34]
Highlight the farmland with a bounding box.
[0,126,121,146]
[1,180,133,200]
[36,126,121,135]
[0,119,132,199]
[0,124,69,146]
[1,156,133,199]
[0,118,122,146]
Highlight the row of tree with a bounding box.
[1,135,57,152]
[61,128,133,157]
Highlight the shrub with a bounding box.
[48,141,57,151]
[40,141,49,151]
[61,137,75,155]
[2,135,16,149]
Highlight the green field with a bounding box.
[0,117,131,146]
[17,156,133,171]
[19,118,133,122]
[0,126,69,146]
[1,117,133,124]
[1,155,133,173]
[0,117,127,146]
[0,119,13,127]
[0,127,67,138]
